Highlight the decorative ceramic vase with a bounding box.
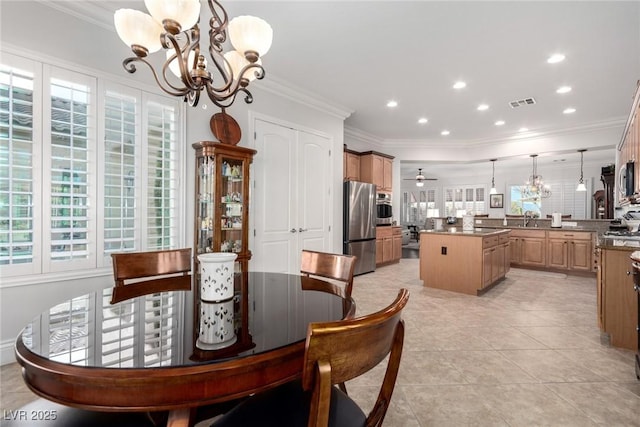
[196,299,237,350]
[196,252,238,350]
[198,252,237,302]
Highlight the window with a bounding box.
[1,52,184,279]
[509,185,541,216]
[444,185,486,216]
[509,181,587,219]
[402,189,436,225]
[0,57,38,273]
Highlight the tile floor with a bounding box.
[2,259,639,426]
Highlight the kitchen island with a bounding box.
[419,228,510,295]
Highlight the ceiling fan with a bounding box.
[404,168,437,186]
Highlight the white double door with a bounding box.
[251,118,332,273]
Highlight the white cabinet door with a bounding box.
[252,119,331,273]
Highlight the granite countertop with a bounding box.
[420,228,509,237]
[597,236,640,250]
[478,225,597,232]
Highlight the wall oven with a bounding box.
[376,193,393,225]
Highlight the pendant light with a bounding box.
[576,149,587,192]
[489,159,498,195]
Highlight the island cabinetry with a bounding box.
[509,229,546,267]
[547,231,593,271]
[420,229,510,295]
[597,246,638,350]
[483,233,510,288]
[343,149,360,181]
[360,151,393,192]
[376,226,402,266]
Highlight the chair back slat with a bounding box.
[110,248,192,304]
[300,250,357,298]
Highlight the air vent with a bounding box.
[509,97,536,108]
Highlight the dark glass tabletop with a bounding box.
[20,272,349,369]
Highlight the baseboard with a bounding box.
[0,338,16,366]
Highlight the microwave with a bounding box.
[376,193,393,225]
[620,161,635,198]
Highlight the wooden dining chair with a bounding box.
[110,248,192,304]
[300,250,357,299]
[209,288,410,427]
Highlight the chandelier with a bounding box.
[114,0,273,108]
[522,154,551,200]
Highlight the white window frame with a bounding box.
[1,51,185,281]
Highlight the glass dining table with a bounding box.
[14,271,354,425]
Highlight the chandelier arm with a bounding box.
[123,57,193,98]
[207,0,229,53]
[160,29,204,93]
[208,46,234,90]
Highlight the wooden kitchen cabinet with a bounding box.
[616,80,640,201]
[483,235,508,288]
[598,247,638,350]
[360,151,394,192]
[547,230,595,272]
[343,149,360,181]
[510,229,546,267]
[376,226,401,266]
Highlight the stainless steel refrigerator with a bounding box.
[343,181,376,275]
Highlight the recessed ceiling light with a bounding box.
[556,86,572,94]
[547,53,565,64]
[441,130,450,136]
[386,100,398,108]
[563,107,576,114]
[518,127,529,132]
[453,81,466,89]
[495,120,505,126]
[418,118,428,124]
[477,104,489,111]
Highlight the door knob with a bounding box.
[299,228,308,232]
[290,228,297,233]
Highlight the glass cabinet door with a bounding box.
[219,156,245,254]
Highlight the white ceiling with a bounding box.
[38,0,640,179]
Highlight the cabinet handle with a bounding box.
[290,228,297,233]
[634,285,639,291]
[299,228,308,232]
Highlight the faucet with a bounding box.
[523,211,538,228]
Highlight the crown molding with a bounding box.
[344,126,384,145]
[35,0,116,32]
[382,117,626,150]
[256,75,353,120]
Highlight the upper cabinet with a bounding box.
[360,151,394,192]
[343,149,361,181]
[617,80,640,203]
